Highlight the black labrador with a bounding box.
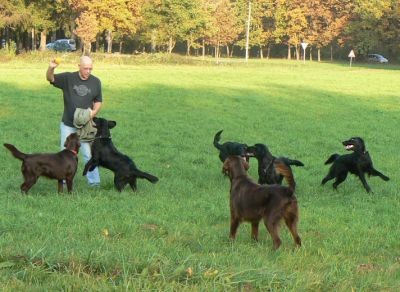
[83,117,158,191]
[321,137,389,193]
[247,143,304,185]
[213,130,248,162]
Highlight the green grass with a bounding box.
[0,55,399,291]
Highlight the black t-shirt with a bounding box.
[51,72,103,127]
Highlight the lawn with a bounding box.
[0,55,399,291]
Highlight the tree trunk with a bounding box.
[106,30,112,53]
[215,41,220,60]
[267,45,270,59]
[330,45,333,61]
[94,35,100,52]
[167,37,175,53]
[39,30,46,51]
[295,45,300,60]
[226,45,229,58]
[186,40,191,56]
[260,46,263,59]
[202,39,205,59]
[119,41,123,53]
[151,29,156,53]
[31,28,35,51]
[287,44,291,59]
[309,47,312,61]
[83,42,91,56]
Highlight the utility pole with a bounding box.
[245,1,252,62]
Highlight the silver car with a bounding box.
[367,54,388,63]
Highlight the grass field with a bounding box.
[0,55,399,291]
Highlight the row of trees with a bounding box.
[1,0,399,60]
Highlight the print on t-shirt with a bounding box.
[73,85,91,96]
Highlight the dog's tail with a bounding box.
[4,143,27,161]
[133,169,159,184]
[324,154,340,165]
[279,157,304,167]
[213,130,224,150]
[274,159,296,193]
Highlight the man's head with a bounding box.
[78,56,93,80]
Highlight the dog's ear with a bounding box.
[108,121,117,129]
[64,134,74,148]
[222,159,230,176]
[241,157,250,171]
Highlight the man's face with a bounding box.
[79,62,93,80]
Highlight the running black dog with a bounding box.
[247,143,304,185]
[321,137,389,193]
[83,117,158,192]
[213,130,248,162]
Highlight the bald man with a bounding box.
[46,56,102,186]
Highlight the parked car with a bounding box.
[46,39,76,52]
[367,54,388,63]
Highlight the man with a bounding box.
[46,56,102,186]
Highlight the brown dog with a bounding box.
[4,133,80,194]
[222,156,301,249]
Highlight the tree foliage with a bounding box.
[1,0,399,60]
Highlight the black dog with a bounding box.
[247,143,304,185]
[213,130,248,162]
[4,133,80,193]
[321,137,389,193]
[83,117,158,191]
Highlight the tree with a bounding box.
[70,0,142,53]
[75,11,98,55]
[206,0,241,58]
[345,0,392,55]
[306,0,352,61]
[235,0,275,59]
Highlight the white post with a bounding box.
[301,42,308,64]
[245,1,251,62]
[348,50,355,67]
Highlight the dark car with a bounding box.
[46,39,76,52]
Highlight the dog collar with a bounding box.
[94,136,111,140]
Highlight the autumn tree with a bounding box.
[345,0,392,55]
[70,0,141,53]
[377,1,400,57]
[206,0,241,58]
[306,0,352,61]
[235,0,275,58]
[75,11,98,55]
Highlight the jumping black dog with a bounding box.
[83,117,158,192]
[247,143,304,185]
[213,130,248,162]
[321,137,389,193]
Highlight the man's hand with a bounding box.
[49,59,59,69]
[46,59,58,82]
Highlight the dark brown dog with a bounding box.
[222,156,301,249]
[4,133,80,194]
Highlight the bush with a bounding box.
[0,41,17,58]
